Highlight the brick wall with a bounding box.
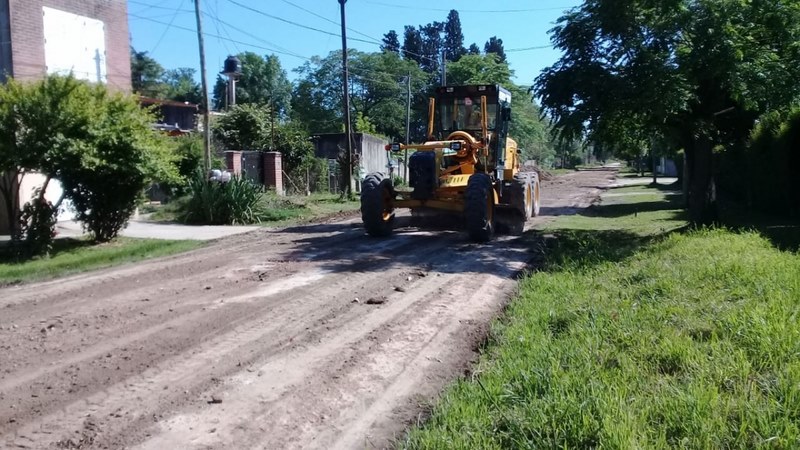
[263,152,283,195]
[225,151,242,175]
[7,0,131,91]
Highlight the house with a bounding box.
[139,96,199,135]
[0,0,131,234]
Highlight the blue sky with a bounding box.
[127,0,581,86]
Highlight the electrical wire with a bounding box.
[207,0,232,55]
[225,0,382,47]
[362,1,573,13]
[204,12,306,59]
[128,13,312,61]
[150,0,185,54]
[506,44,553,52]
[276,0,384,45]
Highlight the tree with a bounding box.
[212,103,272,151]
[212,104,314,175]
[130,47,201,104]
[292,50,430,140]
[419,21,444,74]
[443,10,466,61]
[0,75,177,247]
[130,47,166,97]
[402,26,424,64]
[535,0,800,224]
[484,37,507,62]
[382,30,401,53]
[212,52,292,116]
[163,68,202,104]
[468,43,481,55]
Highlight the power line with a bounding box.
[150,0,185,54]
[128,0,193,14]
[225,0,382,47]
[128,13,312,61]
[276,0,384,45]
[506,45,553,52]
[204,12,306,59]
[210,0,240,54]
[362,1,573,13]
[207,0,232,54]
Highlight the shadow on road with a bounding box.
[278,221,534,278]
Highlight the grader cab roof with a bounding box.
[434,85,512,136]
[434,85,512,103]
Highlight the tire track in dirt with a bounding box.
[0,170,616,449]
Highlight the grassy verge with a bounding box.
[0,238,202,285]
[403,184,800,448]
[142,192,360,226]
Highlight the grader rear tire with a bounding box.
[361,173,394,237]
[532,178,541,217]
[465,173,495,242]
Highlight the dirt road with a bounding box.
[0,170,615,450]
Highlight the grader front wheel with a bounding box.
[361,173,395,237]
[465,173,495,242]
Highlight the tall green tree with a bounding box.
[212,52,292,116]
[130,47,166,97]
[0,75,177,245]
[292,50,430,140]
[484,37,507,63]
[402,26,424,64]
[467,43,481,55]
[535,0,800,224]
[130,47,200,104]
[163,68,202,104]
[419,22,445,74]
[382,30,401,53]
[443,10,466,61]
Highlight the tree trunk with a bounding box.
[0,170,20,237]
[685,135,718,225]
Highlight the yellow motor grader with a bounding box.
[360,84,540,242]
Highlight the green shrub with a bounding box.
[0,74,179,244]
[182,170,264,225]
[721,107,800,217]
[13,194,58,258]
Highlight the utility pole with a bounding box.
[404,73,411,183]
[441,50,447,86]
[339,0,353,197]
[194,0,211,173]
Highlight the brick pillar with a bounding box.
[225,151,243,175]
[263,152,284,195]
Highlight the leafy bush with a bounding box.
[14,195,58,258]
[182,170,264,225]
[747,108,800,216]
[0,74,178,245]
[58,85,178,242]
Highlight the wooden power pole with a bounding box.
[194,0,212,173]
[339,0,353,196]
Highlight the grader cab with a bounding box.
[360,84,540,242]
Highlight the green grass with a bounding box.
[402,184,800,449]
[142,192,360,227]
[547,184,688,235]
[0,237,202,285]
[256,192,360,226]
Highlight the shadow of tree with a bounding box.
[277,222,535,278]
[0,238,94,264]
